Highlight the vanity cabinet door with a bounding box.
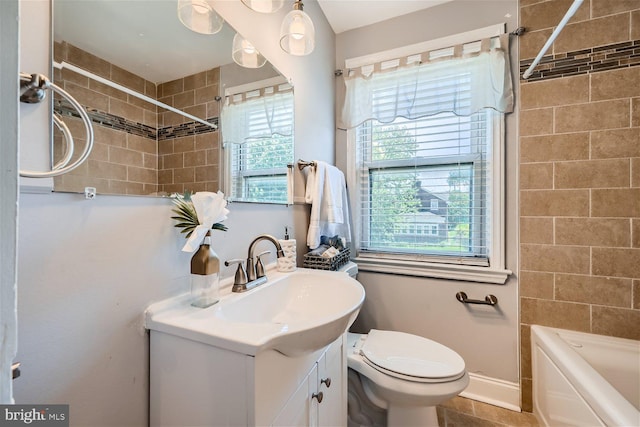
[272,364,318,427]
[317,338,346,427]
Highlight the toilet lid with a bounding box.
[360,329,465,382]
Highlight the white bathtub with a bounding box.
[531,325,640,427]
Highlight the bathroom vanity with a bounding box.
[145,268,364,426]
[149,330,346,426]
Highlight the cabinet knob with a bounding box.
[312,391,324,403]
[321,377,331,388]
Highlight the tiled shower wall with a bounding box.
[519,0,640,411]
[157,70,221,195]
[53,42,220,195]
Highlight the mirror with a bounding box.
[52,0,291,197]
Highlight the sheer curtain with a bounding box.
[339,35,514,130]
[221,82,293,144]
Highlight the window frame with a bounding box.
[344,26,511,284]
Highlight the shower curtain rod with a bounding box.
[53,61,217,129]
[522,0,584,79]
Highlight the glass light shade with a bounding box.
[177,0,224,35]
[241,0,284,13]
[280,9,315,56]
[232,33,267,68]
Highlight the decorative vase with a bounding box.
[190,231,220,308]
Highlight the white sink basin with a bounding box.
[145,268,365,356]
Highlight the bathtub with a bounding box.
[531,325,640,427]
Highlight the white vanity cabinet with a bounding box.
[149,330,346,427]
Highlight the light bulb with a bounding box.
[289,15,306,40]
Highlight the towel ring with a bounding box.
[19,72,94,178]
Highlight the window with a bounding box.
[342,27,513,283]
[222,81,294,204]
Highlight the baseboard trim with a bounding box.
[460,373,521,412]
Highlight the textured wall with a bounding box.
[518,0,640,411]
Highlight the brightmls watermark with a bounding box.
[0,405,68,426]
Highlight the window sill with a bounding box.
[353,256,512,284]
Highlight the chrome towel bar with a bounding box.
[456,291,498,306]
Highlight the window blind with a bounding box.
[356,64,495,266]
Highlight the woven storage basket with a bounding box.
[303,247,350,271]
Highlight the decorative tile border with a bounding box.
[520,40,640,82]
[55,99,218,141]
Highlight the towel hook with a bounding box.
[19,72,94,178]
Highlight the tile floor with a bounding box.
[437,397,539,427]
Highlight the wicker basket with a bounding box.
[303,247,350,271]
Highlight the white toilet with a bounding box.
[340,263,469,427]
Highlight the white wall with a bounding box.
[336,0,521,385]
[14,0,336,425]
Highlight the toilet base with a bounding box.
[388,405,438,427]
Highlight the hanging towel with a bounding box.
[305,160,352,249]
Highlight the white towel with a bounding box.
[305,161,352,249]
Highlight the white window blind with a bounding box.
[345,34,512,271]
[222,83,294,203]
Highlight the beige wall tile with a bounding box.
[111,65,145,94]
[127,94,156,112]
[521,378,533,413]
[184,71,207,91]
[64,82,109,112]
[158,169,173,185]
[159,78,184,97]
[60,68,89,88]
[195,165,216,182]
[174,167,195,184]
[109,180,143,195]
[109,98,144,124]
[88,79,127,102]
[184,151,207,167]
[207,148,220,166]
[519,28,553,61]
[591,67,640,101]
[162,183,184,194]
[207,100,220,119]
[173,136,195,153]
[143,153,157,170]
[127,166,156,184]
[555,274,632,307]
[521,244,591,274]
[633,10,640,40]
[143,110,158,128]
[88,160,127,180]
[110,146,144,167]
[520,108,553,136]
[174,90,195,109]
[555,217,631,246]
[195,133,217,151]
[591,128,640,159]
[162,153,184,170]
[521,324,532,379]
[554,14,630,54]
[195,85,219,106]
[158,96,174,109]
[632,98,640,127]
[204,182,220,192]
[521,297,590,331]
[520,75,589,109]
[591,188,640,217]
[633,158,640,187]
[161,111,185,127]
[158,140,173,156]
[521,0,590,32]
[520,217,554,244]
[144,80,156,98]
[592,306,640,340]
[592,0,640,17]
[206,68,220,86]
[520,133,589,163]
[520,189,589,216]
[555,159,630,188]
[184,105,207,121]
[633,280,640,309]
[555,99,630,133]
[520,163,554,189]
[633,219,640,248]
[592,247,640,278]
[93,125,126,147]
[520,270,555,299]
[127,135,157,155]
[66,43,110,79]
[87,142,108,162]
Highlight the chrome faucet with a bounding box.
[225,234,285,293]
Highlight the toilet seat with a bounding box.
[358,329,466,383]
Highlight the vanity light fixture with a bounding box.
[280,0,315,56]
[241,0,284,13]
[232,33,267,68]
[177,0,224,35]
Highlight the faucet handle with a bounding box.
[225,259,248,286]
[255,251,271,278]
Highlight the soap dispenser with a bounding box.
[190,231,220,308]
[277,226,297,272]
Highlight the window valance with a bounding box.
[339,34,514,130]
